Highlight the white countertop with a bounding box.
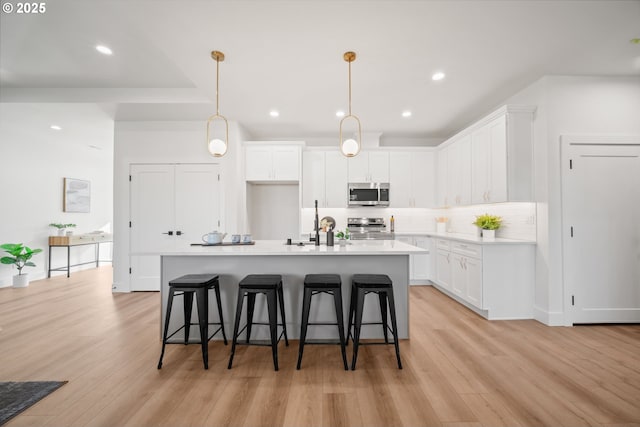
[396,231,536,245]
[149,239,428,257]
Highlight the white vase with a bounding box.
[58,229,66,236]
[482,229,496,241]
[436,222,446,233]
[13,273,29,288]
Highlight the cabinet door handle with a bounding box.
[487,190,491,201]
[162,231,174,236]
[176,231,183,236]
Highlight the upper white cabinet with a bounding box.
[446,135,472,206]
[302,150,348,208]
[389,151,436,208]
[348,151,389,182]
[436,147,448,207]
[436,105,535,207]
[245,144,300,182]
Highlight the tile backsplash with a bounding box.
[301,202,536,241]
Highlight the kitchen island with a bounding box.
[159,240,427,342]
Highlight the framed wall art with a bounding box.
[63,178,91,213]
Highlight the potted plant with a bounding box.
[473,214,502,240]
[1,243,43,287]
[336,228,350,246]
[49,223,76,236]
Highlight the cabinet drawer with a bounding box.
[451,241,482,258]
[436,239,451,250]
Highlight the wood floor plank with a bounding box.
[2,270,640,426]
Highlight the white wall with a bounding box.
[0,103,114,287]
[504,75,640,325]
[112,120,248,292]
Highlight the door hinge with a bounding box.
[129,267,132,274]
[217,174,220,181]
[570,226,574,237]
[129,221,132,228]
[129,174,132,181]
[571,295,575,306]
[218,220,220,227]
[569,159,573,170]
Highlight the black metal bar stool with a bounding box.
[297,274,349,370]
[157,273,227,370]
[347,274,402,370]
[228,274,289,371]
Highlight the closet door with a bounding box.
[129,164,221,291]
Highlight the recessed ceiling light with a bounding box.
[269,110,279,117]
[336,110,345,117]
[402,111,412,118]
[50,125,62,130]
[432,72,446,81]
[95,45,113,55]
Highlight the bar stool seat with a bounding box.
[348,274,402,370]
[228,274,289,371]
[157,273,227,370]
[297,274,349,370]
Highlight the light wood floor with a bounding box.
[1,267,639,427]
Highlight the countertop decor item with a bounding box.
[1,243,43,287]
[320,216,336,231]
[339,51,362,157]
[436,216,448,233]
[473,213,502,241]
[206,50,229,157]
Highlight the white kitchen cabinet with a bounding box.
[431,235,534,319]
[395,235,431,284]
[389,151,436,207]
[302,150,347,208]
[246,145,300,182]
[436,105,535,207]
[446,135,472,206]
[348,151,389,182]
[471,115,509,203]
[412,237,432,280]
[436,249,452,291]
[436,147,448,206]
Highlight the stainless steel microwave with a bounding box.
[348,182,390,207]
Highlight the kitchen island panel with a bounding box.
[160,253,410,342]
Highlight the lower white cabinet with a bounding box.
[432,236,534,319]
[396,235,432,283]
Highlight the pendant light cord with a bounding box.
[215,57,220,115]
[348,59,352,116]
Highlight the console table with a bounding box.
[48,234,112,278]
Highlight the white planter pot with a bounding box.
[58,229,66,236]
[13,273,29,288]
[482,229,496,241]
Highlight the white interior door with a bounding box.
[562,137,640,323]
[130,163,221,292]
[130,164,175,291]
[174,164,221,247]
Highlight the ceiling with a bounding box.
[1,0,639,143]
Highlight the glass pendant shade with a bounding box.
[206,114,229,157]
[339,115,362,157]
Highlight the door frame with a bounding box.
[560,134,640,325]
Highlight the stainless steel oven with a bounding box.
[348,182,390,207]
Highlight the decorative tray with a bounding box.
[191,242,255,246]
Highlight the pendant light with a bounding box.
[339,51,362,157]
[206,50,229,157]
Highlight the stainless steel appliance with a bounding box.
[348,182,390,207]
[348,217,394,240]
